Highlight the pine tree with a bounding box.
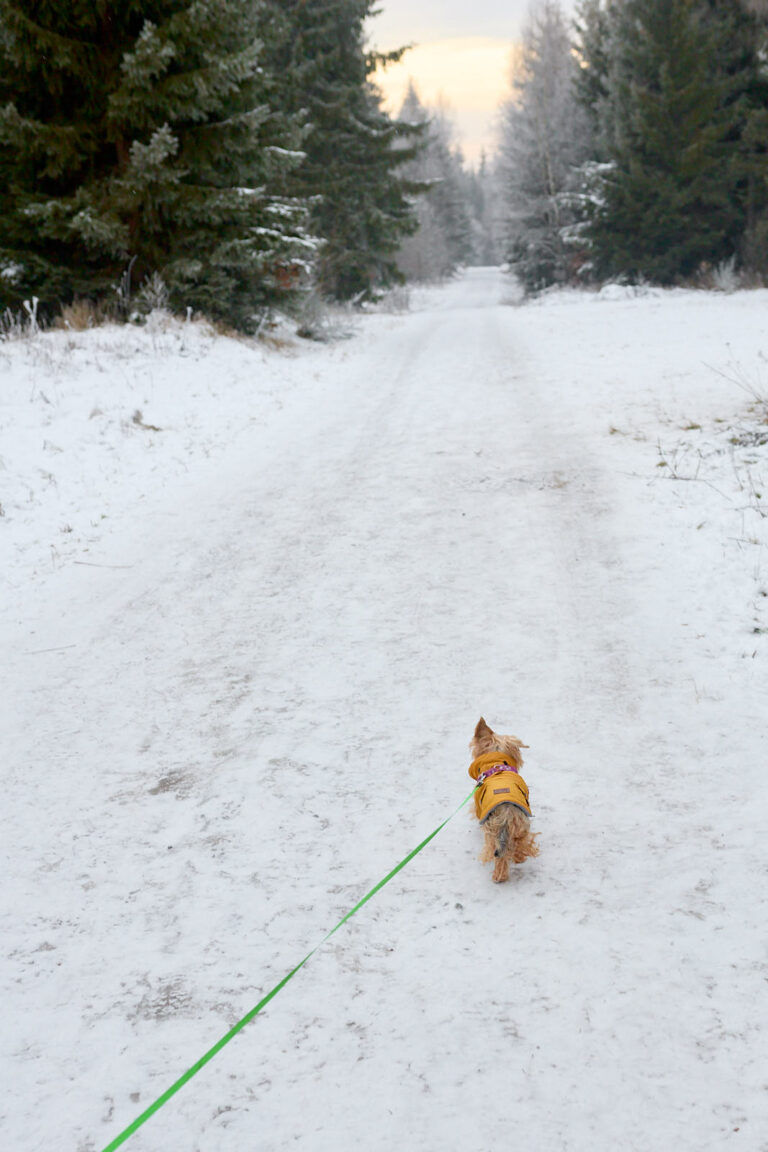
[574,0,622,159]
[587,0,754,282]
[499,0,592,291]
[395,85,475,282]
[712,0,768,273]
[463,154,500,266]
[0,0,314,329]
[263,0,423,301]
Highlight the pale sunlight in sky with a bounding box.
[368,0,579,165]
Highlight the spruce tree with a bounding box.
[264,0,423,301]
[574,0,622,159]
[395,85,475,282]
[499,0,592,291]
[588,0,751,282]
[464,154,501,267]
[0,0,314,329]
[709,0,768,273]
[429,125,476,271]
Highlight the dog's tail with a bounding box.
[495,824,509,859]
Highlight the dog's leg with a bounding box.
[493,811,511,882]
[479,824,495,864]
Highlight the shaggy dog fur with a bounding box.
[470,717,539,883]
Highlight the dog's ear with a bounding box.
[474,717,493,741]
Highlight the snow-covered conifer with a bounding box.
[395,85,476,282]
[264,0,423,301]
[498,0,592,291]
[0,0,314,329]
[583,0,763,283]
[465,153,503,266]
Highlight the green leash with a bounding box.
[100,790,474,1152]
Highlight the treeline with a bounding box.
[395,84,498,282]
[0,0,426,331]
[499,0,768,292]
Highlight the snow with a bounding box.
[2,269,766,1152]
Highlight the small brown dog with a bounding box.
[469,718,539,882]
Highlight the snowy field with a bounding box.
[2,268,767,1152]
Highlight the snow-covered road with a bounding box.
[3,269,766,1150]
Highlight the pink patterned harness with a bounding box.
[475,762,520,787]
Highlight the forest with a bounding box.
[500,0,768,292]
[1,0,767,331]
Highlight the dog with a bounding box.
[469,717,539,883]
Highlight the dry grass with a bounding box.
[54,298,103,331]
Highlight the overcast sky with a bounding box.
[369,0,575,46]
[368,0,580,164]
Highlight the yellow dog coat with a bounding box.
[469,751,532,822]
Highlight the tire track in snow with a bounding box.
[5,270,765,1152]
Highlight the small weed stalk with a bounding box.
[22,297,40,334]
[1,300,41,341]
